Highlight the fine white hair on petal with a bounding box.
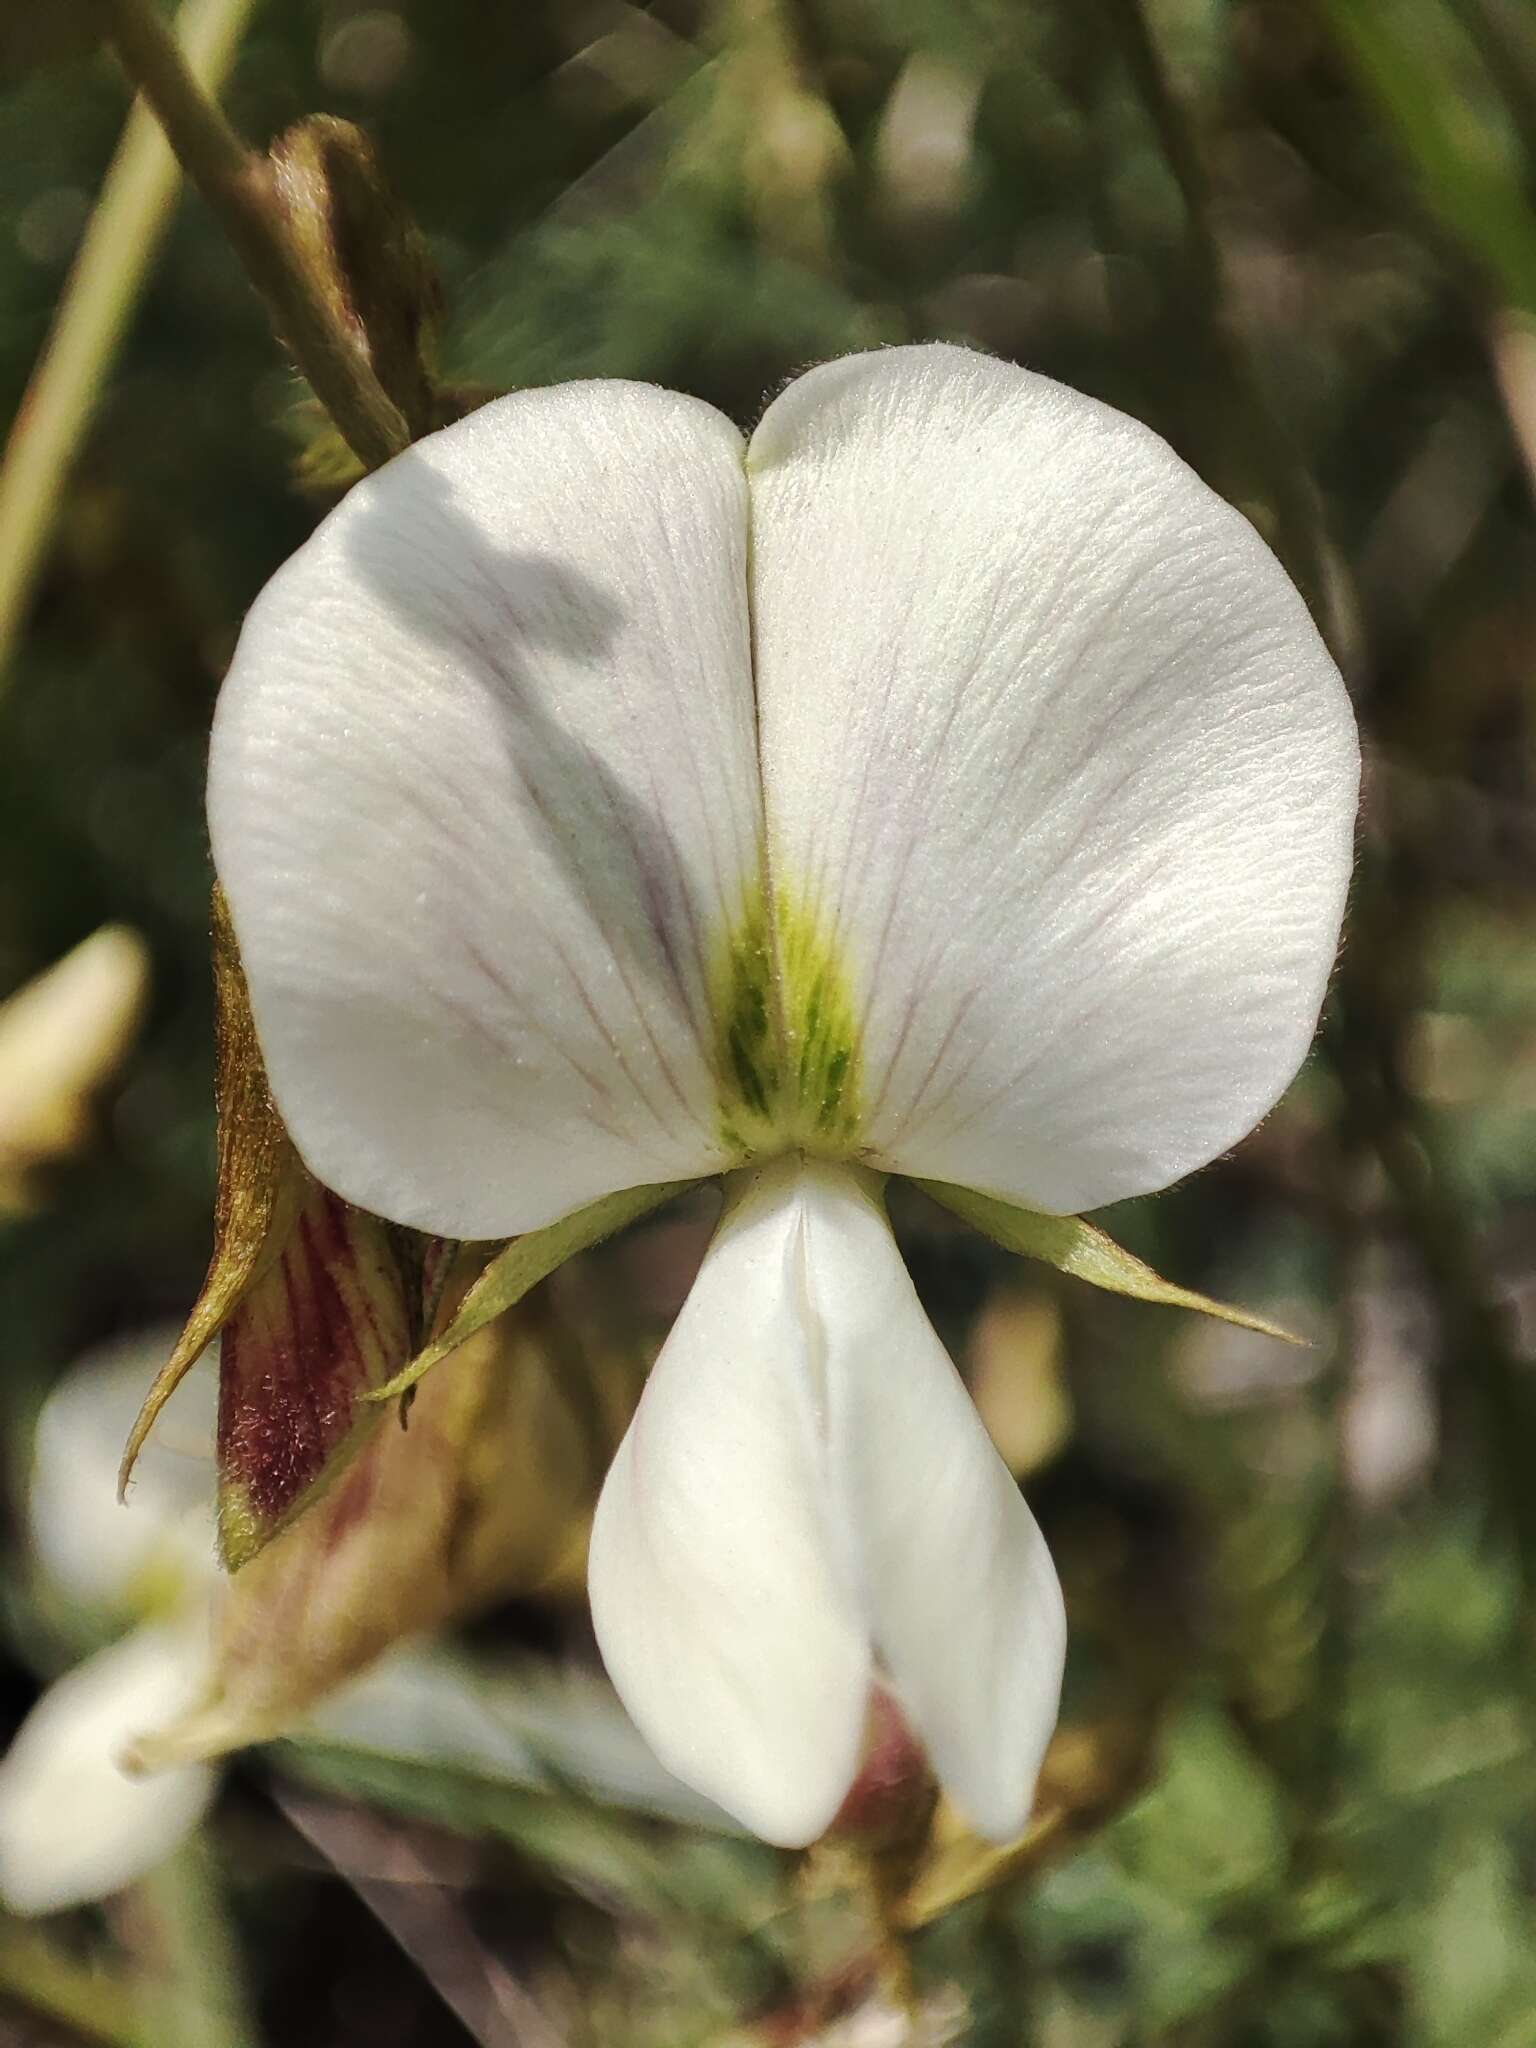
[800,1161,1065,1841]
[0,1624,216,1915]
[588,1159,871,1847]
[211,382,761,1239]
[589,1155,1064,1846]
[746,343,1360,1214]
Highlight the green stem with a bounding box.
[0,0,258,694]
[95,0,409,471]
[132,1838,259,2048]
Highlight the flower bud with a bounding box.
[267,115,444,450]
[0,926,148,1216]
[826,1687,936,1855]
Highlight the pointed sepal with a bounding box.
[365,1179,697,1406]
[119,889,299,1497]
[915,1180,1304,1344]
[120,890,434,1568]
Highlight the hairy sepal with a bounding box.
[131,1257,648,1768]
[215,1186,420,1569]
[916,1181,1304,1345]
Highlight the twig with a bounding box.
[94,0,410,471]
[0,0,258,693]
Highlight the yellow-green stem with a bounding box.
[0,0,258,693]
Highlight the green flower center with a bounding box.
[712,878,864,1158]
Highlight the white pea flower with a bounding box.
[0,1334,218,1914]
[28,1327,217,1621]
[208,343,1359,1847]
[0,1623,217,1916]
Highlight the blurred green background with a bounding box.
[3,0,1536,2042]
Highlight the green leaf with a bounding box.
[1113,1702,1289,1910]
[366,1179,700,1405]
[914,1180,1305,1344]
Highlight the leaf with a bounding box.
[915,1180,1305,1344]
[366,1179,699,1405]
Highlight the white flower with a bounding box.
[28,1326,218,1620]
[207,342,1359,1846]
[0,1332,220,1914]
[0,1624,216,1916]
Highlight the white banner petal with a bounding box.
[747,345,1359,1213]
[211,383,761,1237]
[588,1167,870,1847]
[799,1164,1066,1841]
[0,1624,216,1914]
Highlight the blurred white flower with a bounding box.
[208,341,1358,1845]
[0,1623,216,1916]
[794,1987,967,2047]
[29,1325,217,1619]
[0,1331,218,1915]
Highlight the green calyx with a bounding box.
[713,878,864,1157]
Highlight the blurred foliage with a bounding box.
[3,0,1536,2042]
